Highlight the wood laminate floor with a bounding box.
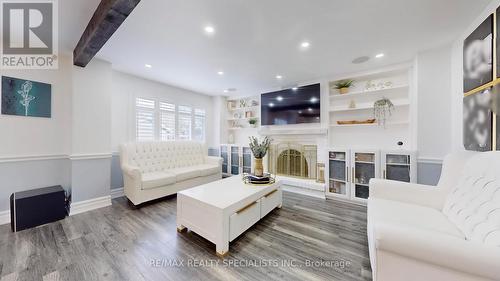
[0,192,371,281]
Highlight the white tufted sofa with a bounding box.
[120,141,222,205]
[368,151,500,281]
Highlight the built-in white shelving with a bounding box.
[328,65,413,150]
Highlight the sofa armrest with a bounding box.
[206,156,222,166]
[369,179,445,209]
[121,164,141,179]
[375,223,500,280]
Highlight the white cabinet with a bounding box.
[351,149,380,202]
[327,149,350,200]
[327,148,416,203]
[381,150,417,183]
[221,144,253,176]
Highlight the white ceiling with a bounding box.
[59,0,102,54]
[96,0,491,96]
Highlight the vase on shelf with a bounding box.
[254,158,264,177]
[339,87,349,94]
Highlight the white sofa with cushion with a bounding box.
[120,141,222,205]
[368,151,500,281]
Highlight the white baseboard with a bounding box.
[70,195,112,216]
[282,185,326,200]
[110,187,124,199]
[0,210,10,225]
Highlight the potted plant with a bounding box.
[248,118,258,128]
[249,136,271,177]
[334,80,354,94]
[373,97,394,127]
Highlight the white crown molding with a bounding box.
[69,153,113,161]
[417,157,443,165]
[70,195,112,216]
[0,210,10,226]
[110,188,124,199]
[0,154,67,163]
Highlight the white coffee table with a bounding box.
[176,176,282,257]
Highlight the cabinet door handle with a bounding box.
[236,201,257,214]
[352,167,355,183]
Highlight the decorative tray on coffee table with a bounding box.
[242,173,276,185]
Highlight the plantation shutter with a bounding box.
[136,98,156,141]
[178,105,192,140]
[193,108,206,141]
[160,102,176,140]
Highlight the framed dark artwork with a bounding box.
[1,76,51,118]
[463,88,492,151]
[463,15,493,93]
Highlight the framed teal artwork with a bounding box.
[1,76,51,118]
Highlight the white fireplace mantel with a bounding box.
[258,127,328,136]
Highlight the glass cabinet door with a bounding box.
[220,145,228,174]
[242,147,252,174]
[231,146,240,175]
[385,154,411,182]
[353,152,376,199]
[328,151,347,196]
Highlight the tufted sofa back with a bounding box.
[442,151,500,246]
[121,141,206,173]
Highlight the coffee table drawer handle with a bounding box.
[236,201,258,214]
[264,189,277,198]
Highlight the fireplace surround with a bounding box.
[268,143,317,179]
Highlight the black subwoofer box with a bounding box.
[10,185,68,232]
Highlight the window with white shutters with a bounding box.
[135,98,205,142]
[193,108,206,141]
[178,105,192,140]
[160,102,176,140]
[136,98,155,141]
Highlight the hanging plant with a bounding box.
[373,97,394,127]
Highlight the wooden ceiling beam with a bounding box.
[73,0,141,67]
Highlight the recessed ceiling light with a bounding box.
[204,26,215,34]
[276,96,283,101]
[269,103,275,107]
[301,41,310,48]
[217,71,224,75]
[276,75,283,79]
[375,53,385,58]
[310,97,318,103]
[292,87,298,91]
[223,89,228,93]
[145,64,152,68]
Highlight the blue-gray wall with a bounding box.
[417,162,442,186]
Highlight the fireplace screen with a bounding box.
[269,143,317,179]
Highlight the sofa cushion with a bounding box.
[171,167,201,182]
[142,172,176,190]
[193,164,220,177]
[442,151,500,246]
[369,198,464,238]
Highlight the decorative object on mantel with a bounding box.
[334,80,354,94]
[249,136,271,177]
[250,99,259,106]
[337,119,376,125]
[245,111,253,118]
[1,76,52,118]
[316,163,325,183]
[239,99,247,108]
[373,97,394,127]
[242,172,276,185]
[248,117,258,128]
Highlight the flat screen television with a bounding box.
[261,83,321,125]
